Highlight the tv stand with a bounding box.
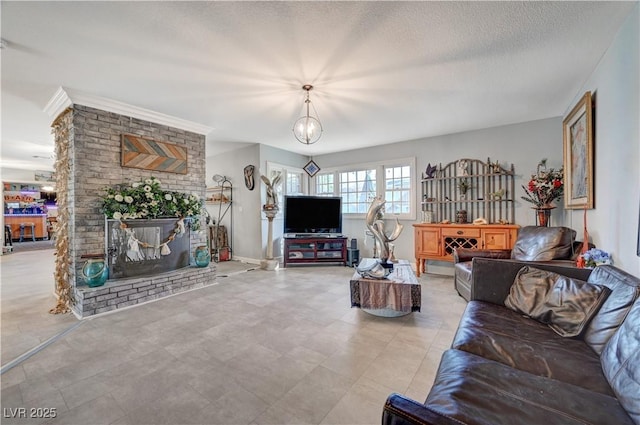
[284,236,347,267]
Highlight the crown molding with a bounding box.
[43,87,214,135]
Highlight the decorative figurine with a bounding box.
[424,163,437,179]
[260,172,282,208]
[458,159,469,176]
[244,165,255,190]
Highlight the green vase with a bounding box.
[82,259,109,287]
[194,245,210,267]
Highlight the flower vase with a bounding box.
[535,206,554,227]
[194,245,210,267]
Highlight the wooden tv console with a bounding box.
[283,236,347,267]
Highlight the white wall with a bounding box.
[1,168,39,182]
[563,4,640,275]
[314,118,563,274]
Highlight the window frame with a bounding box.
[312,157,416,220]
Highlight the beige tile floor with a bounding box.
[1,250,466,425]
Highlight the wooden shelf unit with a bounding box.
[416,158,519,276]
[284,236,347,267]
[421,158,515,225]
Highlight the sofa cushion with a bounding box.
[505,266,610,337]
[425,349,634,425]
[452,301,614,395]
[584,265,640,354]
[510,226,576,261]
[601,298,640,425]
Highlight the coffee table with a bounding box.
[350,259,421,317]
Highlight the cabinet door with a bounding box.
[416,228,440,256]
[482,229,510,249]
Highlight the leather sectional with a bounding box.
[383,258,640,425]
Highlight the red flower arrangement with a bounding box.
[521,159,564,208]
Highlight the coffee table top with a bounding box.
[351,259,418,285]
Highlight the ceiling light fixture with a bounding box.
[293,84,322,145]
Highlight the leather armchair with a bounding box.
[453,226,580,301]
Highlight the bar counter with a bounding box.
[4,214,48,240]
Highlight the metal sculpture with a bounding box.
[365,196,404,263]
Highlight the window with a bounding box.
[340,169,376,214]
[315,173,335,196]
[285,171,304,196]
[313,158,415,219]
[384,165,411,215]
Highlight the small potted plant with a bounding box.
[458,179,471,200]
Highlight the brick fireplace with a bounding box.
[51,101,215,318]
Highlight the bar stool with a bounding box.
[19,223,36,242]
[4,225,12,247]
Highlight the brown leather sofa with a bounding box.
[382,258,640,425]
[453,226,579,301]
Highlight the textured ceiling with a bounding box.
[1,1,636,171]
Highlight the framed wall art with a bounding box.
[303,159,321,177]
[121,134,187,174]
[637,197,640,257]
[562,91,594,209]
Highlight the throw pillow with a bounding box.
[510,226,576,261]
[584,265,640,354]
[505,266,611,337]
[600,298,640,425]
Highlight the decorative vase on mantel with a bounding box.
[534,204,555,227]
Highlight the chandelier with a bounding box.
[293,84,323,145]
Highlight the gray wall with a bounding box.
[206,144,261,261]
[314,117,563,274]
[205,143,308,262]
[562,4,639,275]
[206,4,639,275]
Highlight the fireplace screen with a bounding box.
[106,218,191,279]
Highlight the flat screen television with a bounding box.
[284,196,342,236]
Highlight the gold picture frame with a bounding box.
[563,91,594,209]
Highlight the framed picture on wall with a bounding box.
[637,198,640,257]
[563,91,594,209]
[303,159,321,177]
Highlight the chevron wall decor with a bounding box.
[121,134,187,174]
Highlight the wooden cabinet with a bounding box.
[415,227,440,257]
[413,223,519,276]
[284,237,347,267]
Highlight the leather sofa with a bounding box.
[453,226,580,301]
[383,258,640,425]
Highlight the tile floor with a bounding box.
[1,250,467,425]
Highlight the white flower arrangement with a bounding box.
[101,177,204,228]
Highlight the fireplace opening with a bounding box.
[106,218,191,279]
